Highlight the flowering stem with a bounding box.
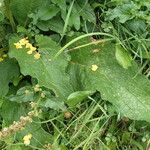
[53,32,116,60]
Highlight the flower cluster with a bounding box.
[0,111,35,139]
[33,84,46,99]
[29,99,43,118]
[34,84,42,92]
[14,37,41,60]
[23,133,32,146]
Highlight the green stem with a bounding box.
[60,0,75,41]
[53,32,116,59]
[4,0,16,32]
[66,38,113,52]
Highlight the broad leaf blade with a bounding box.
[9,35,73,100]
[38,5,59,21]
[37,16,64,33]
[115,44,132,69]
[68,36,150,122]
[0,59,19,97]
[10,0,43,25]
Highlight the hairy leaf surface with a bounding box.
[68,36,150,122]
[9,35,73,100]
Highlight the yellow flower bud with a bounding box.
[19,38,29,45]
[25,43,32,49]
[14,42,23,49]
[27,50,33,55]
[34,53,41,60]
[30,46,36,51]
[23,134,32,146]
[91,64,98,71]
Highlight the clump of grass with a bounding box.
[38,93,150,150]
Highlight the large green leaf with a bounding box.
[9,35,73,100]
[10,0,44,25]
[37,4,59,21]
[37,16,64,33]
[68,36,150,122]
[0,59,19,97]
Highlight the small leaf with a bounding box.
[0,59,19,97]
[66,91,94,107]
[8,86,34,103]
[51,0,66,20]
[10,0,43,25]
[39,97,65,110]
[127,19,147,33]
[115,44,132,69]
[0,100,26,126]
[76,2,96,23]
[106,4,136,23]
[38,5,59,21]
[37,16,64,33]
[68,4,80,30]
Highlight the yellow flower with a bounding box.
[23,133,32,146]
[19,38,29,45]
[30,46,36,51]
[14,42,23,49]
[0,58,4,62]
[34,52,41,60]
[27,50,33,55]
[25,43,33,49]
[91,64,98,71]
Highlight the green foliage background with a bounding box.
[0,0,150,149]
